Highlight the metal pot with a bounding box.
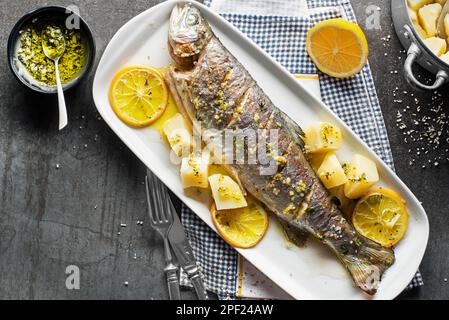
[392,0,449,90]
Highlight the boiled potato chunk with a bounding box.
[305,122,342,154]
[169,129,192,157]
[317,153,348,189]
[409,8,429,38]
[422,37,447,56]
[415,22,430,38]
[440,51,449,63]
[209,174,247,210]
[344,154,379,199]
[435,0,446,5]
[163,113,191,157]
[408,0,434,11]
[418,3,442,37]
[163,113,189,137]
[180,152,210,189]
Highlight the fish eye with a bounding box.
[186,13,199,26]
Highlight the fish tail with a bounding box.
[279,220,309,247]
[341,238,395,295]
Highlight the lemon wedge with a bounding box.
[109,66,168,127]
[352,188,409,248]
[211,197,269,249]
[306,18,369,78]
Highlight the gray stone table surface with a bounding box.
[0,0,448,300]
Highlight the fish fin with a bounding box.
[279,220,308,247]
[279,112,306,150]
[165,68,194,132]
[342,239,395,295]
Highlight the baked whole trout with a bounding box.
[166,3,394,295]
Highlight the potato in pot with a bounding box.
[408,0,434,11]
[418,3,442,37]
[422,36,447,55]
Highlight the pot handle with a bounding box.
[404,42,448,90]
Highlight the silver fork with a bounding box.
[145,170,181,300]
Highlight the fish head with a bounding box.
[168,3,212,69]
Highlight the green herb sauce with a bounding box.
[17,21,86,86]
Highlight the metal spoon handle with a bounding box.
[55,59,68,130]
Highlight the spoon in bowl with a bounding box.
[42,25,68,130]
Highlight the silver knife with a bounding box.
[167,203,209,300]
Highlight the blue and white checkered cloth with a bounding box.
[180,0,424,298]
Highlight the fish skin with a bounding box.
[166,3,394,295]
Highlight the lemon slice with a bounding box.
[352,188,409,248]
[306,18,368,78]
[109,66,168,127]
[211,197,269,249]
